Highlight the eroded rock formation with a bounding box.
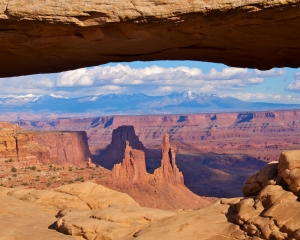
[2,150,300,240]
[96,125,147,169]
[110,134,211,210]
[26,110,300,163]
[1,0,300,77]
[152,133,184,185]
[112,140,147,185]
[0,122,91,166]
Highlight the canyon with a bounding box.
[0,123,212,210]
[17,109,300,196]
[1,0,300,77]
[1,149,300,239]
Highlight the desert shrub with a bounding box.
[68,180,74,184]
[22,182,28,186]
[12,174,17,177]
[11,167,17,173]
[31,166,36,170]
[75,177,84,182]
[46,182,51,187]
[5,158,13,163]
[68,167,73,172]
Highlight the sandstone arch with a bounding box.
[1,0,300,77]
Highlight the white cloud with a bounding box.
[248,78,264,84]
[57,68,93,86]
[286,80,300,91]
[55,64,281,95]
[0,64,290,101]
[255,69,286,77]
[286,71,300,91]
[221,92,300,103]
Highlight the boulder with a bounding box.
[278,150,300,196]
[242,161,285,196]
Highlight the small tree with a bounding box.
[11,167,17,173]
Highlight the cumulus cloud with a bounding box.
[55,64,285,95]
[0,64,289,101]
[286,71,300,91]
[221,92,300,103]
[255,69,286,77]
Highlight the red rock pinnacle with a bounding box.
[154,133,184,185]
[112,141,147,186]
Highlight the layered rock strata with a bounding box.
[110,134,210,210]
[26,110,300,163]
[153,133,184,185]
[96,125,148,169]
[1,0,300,77]
[0,122,91,166]
[2,150,300,240]
[112,140,147,185]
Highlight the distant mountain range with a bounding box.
[0,91,300,115]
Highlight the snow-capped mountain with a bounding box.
[0,92,299,115]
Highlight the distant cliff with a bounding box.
[0,122,91,166]
[19,109,300,162]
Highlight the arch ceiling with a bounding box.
[1,0,300,77]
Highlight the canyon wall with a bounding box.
[20,109,300,162]
[0,122,91,166]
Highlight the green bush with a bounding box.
[5,158,13,163]
[75,177,84,182]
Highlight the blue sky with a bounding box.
[1,60,300,104]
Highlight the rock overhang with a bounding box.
[1,0,300,77]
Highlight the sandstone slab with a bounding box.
[0,194,74,240]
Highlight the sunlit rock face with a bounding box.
[1,0,300,77]
[0,122,91,166]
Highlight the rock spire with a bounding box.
[153,133,184,185]
[112,141,147,186]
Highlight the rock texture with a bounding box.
[0,194,74,240]
[0,181,139,210]
[242,161,285,196]
[0,122,91,166]
[1,0,300,77]
[26,110,300,163]
[278,150,300,196]
[153,133,184,185]
[96,125,146,169]
[3,153,300,240]
[112,141,147,185]
[110,134,212,210]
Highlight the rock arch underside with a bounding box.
[1,0,300,77]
